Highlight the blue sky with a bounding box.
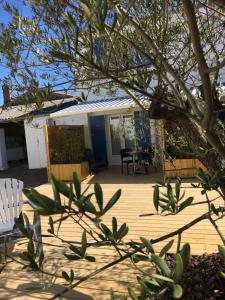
[0,0,32,104]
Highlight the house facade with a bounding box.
[49,96,163,169]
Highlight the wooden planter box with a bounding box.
[164,159,208,179]
[48,161,89,181]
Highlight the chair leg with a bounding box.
[121,163,123,174]
[127,163,129,175]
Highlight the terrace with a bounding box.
[0,166,224,299]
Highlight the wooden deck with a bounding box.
[0,166,224,299]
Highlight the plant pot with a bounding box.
[48,161,89,181]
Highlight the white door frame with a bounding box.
[106,113,136,165]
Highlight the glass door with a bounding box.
[108,114,136,165]
[122,115,136,150]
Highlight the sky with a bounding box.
[0,0,32,104]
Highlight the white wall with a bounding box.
[24,118,47,169]
[25,114,92,170]
[52,113,92,149]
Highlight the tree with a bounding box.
[1,2,225,298]
[1,0,225,192]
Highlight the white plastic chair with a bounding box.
[0,178,24,236]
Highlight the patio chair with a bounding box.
[120,148,134,175]
[0,178,24,237]
[0,178,43,255]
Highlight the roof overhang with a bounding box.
[50,103,137,118]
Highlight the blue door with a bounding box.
[89,116,108,168]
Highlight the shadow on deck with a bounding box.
[87,165,163,185]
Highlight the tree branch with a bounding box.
[208,57,225,73]
[49,211,210,300]
[182,0,214,130]
[116,4,203,119]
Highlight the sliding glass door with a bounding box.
[108,114,136,164]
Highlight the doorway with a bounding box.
[107,114,136,165]
[89,115,108,168]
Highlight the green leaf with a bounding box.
[132,254,150,263]
[101,223,112,238]
[156,180,166,187]
[152,273,174,283]
[159,240,174,257]
[49,50,74,62]
[66,12,78,28]
[85,255,96,262]
[178,197,194,213]
[103,189,121,214]
[48,216,54,234]
[70,269,74,282]
[50,175,61,205]
[81,231,87,256]
[180,243,190,271]
[112,217,117,238]
[174,254,183,282]
[19,251,30,262]
[94,183,103,211]
[62,271,70,282]
[211,203,219,216]
[49,174,71,198]
[75,194,96,214]
[117,223,128,240]
[151,254,171,277]
[167,184,176,211]
[128,287,138,300]
[73,172,81,199]
[24,188,64,215]
[81,92,86,101]
[173,284,183,299]
[27,239,35,255]
[70,245,82,256]
[153,184,159,212]
[80,1,92,19]
[82,197,97,214]
[218,245,225,262]
[23,213,30,226]
[64,253,81,261]
[140,278,161,293]
[38,250,44,268]
[14,218,32,238]
[175,178,181,200]
[140,237,154,254]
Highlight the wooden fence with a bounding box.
[160,121,208,179]
[163,159,208,179]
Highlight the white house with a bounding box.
[49,95,163,168]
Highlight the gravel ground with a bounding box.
[165,253,225,299]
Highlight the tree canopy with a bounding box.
[0,0,225,188]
